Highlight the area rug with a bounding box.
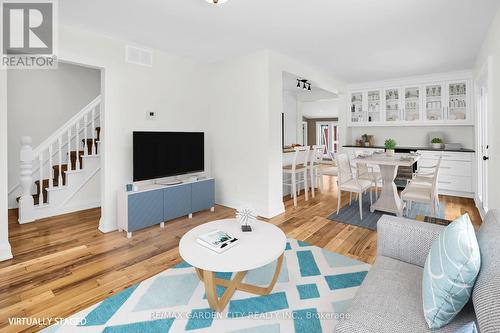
[328,195,445,231]
[42,239,370,333]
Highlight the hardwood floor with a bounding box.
[0,177,481,332]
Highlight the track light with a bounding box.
[206,0,229,4]
[297,79,301,88]
[296,79,312,92]
[308,83,311,91]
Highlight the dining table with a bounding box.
[352,153,420,217]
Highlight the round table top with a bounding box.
[179,219,287,273]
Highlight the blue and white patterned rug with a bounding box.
[42,239,370,333]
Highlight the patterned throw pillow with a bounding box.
[422,214,481,329]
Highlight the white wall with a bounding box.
[7,62,101,207]
[200,51,273,217]
[0,69,13,261]
[299,99,339,119]
[283,91,298,145]
[475,7,500,211]
[58,25,205,232]
[349,126,475,149]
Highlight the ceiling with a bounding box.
[59,0,500,83]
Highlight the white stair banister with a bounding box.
[83,113,88,156]
[18,137,34,223]
[67,128,72,171]
[75,120,80,169]
[48,144,53,189]
[38,152,44,205]
[91,108,96,155]
[57,137,63,185]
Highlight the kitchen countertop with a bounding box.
[343,145,475,153]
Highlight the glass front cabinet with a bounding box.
[350,91,364,123]
[403,86,421,121]
[347,78,471,126]
[384,88,401,122]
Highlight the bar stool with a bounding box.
[283,146,310,207]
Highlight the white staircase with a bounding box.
[17,96,102,223]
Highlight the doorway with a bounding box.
[476,58,490,215]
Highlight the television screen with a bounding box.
[133,131,204,181]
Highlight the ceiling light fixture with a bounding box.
[206,0,229,4]
[296,79,312,92]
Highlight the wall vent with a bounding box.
[125,45,153,67]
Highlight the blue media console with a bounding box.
[117,178,215,238]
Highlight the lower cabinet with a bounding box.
[192,179,215,212]
[128,189,164,232]
[119,178,215,236]
[164,184,192,221]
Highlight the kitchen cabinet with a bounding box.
[347,73,472,127]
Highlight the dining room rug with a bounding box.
[327,194,445,231]
[41,239,371,333]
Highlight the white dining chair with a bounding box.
[401,157,441,217]
[335,152,373,220]
[283,146,310,207]
[308,145,328,197]
[354,152,382,200]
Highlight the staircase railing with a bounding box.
[18,95,102,223]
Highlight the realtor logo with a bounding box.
[1,0,58,68]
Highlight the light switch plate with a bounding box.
[146,111,156,120]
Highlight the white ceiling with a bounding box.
[60,0,500,83]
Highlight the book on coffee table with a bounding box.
[196,230,239,253]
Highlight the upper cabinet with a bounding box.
[446,81,468,121]
[403,86,421,122]
[350,92,364,123]
[347,74,472,127]
[385,88,401,122]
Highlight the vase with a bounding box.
[432,143,442,149]
[386,149,395,156]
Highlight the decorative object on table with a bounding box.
[422,214,481,329]
[132,184,139,192]
[361,134,369,146]
[236,206,257,232]
[126,184,133,192]
[384,138,396,156]
[196,230,239,253]
[431,137,443,149]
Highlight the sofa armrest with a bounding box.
[377,215,445,267]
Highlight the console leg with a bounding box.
[210,207,215,212]
[189,213,193,219]
[127,232,132,239]
[160,222,165,229]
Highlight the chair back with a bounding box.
[354,151,370,177]
[335,152,353,184]
[311,145,326,166]
[291,146,310,171]
[429,157,442,196]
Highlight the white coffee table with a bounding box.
[179,218,287,312]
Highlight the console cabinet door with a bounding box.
[128,189,164,232]
[192,179,215,212]
[164,184,192,221]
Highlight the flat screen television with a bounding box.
[133,131,204,181]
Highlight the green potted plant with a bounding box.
[431,137,443,149]
[384,138,396,156]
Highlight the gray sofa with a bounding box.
[335,210,500,333]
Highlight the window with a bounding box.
[316,121,339,155]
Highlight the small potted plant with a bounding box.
[431,137,443,149]
[384,138,396,156]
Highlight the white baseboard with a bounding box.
[0,242,13,262]
[99,217,118,233]
[215,198,285,219]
